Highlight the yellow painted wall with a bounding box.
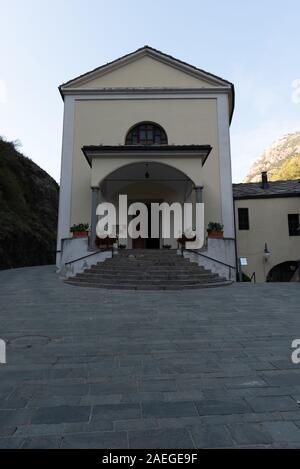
[71,97,221,230]
[235,197,300,282]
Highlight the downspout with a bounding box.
[232,197,239,281]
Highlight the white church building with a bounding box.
[56,46,237,288]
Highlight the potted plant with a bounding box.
[70,223,89,238]
[207,222,224,238]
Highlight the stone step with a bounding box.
[65,280,232,290]
[93,262,202,268]
[92,261,201,266]
[77,267,213,277]
[87,267,206,274]
[64,248,231,290]
[111,254,187,260]
[75,273,220,283]
[115,255,186,261]
[117,253,180,257]
[102,262,194,267]
[97,262,199,270]
[105,261,193,265]
[117,249,182,252]
[92,259,202,269]
[105,254,191,259]
[108,252,186,256]
[69,275,225,285]
[77,270,218,280]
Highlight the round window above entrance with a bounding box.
[125,122,168,145]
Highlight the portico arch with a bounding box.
[97,160,197,191]
[99,161,196,249]
[82,144,211,249]
[91,156,202,188]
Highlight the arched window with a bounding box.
[125,122,168,145]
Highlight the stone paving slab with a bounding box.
[0,265,300,448]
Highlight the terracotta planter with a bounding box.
[207,230,223,239]
[72,231,89,238]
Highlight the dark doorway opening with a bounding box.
[267,261,300,282]
[132,202,160,249]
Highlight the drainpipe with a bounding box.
[232,197,239,281]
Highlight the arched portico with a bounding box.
[86,159,206,250]
[98,161,196,197]
[81,144,211,249]
[85,147,209,188]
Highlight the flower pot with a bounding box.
[207,230,223,238]
[72,231,89,238]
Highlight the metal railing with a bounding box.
[64,247,113,266]
[181,248,236,280]
[250,272,256,283]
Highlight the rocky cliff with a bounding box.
[244,131,300,182]
[0,137,59,269]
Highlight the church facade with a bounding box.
[56,46,236,282]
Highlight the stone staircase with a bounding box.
[65,249,232,290]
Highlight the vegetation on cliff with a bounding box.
[0,137,59,269]
[270,153,300,181]
[244,131,300,182]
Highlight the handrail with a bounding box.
[64,247,113,266]
[182,248,236,270]
[250,272,256,283]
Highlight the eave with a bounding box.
[82,144,212,168]
[234,193,300,201]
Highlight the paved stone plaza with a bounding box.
[0,266,300,448]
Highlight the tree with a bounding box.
[270,154,300,180]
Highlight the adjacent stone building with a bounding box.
[233,174,300,282]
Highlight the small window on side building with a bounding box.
[288,214,300,236]
[238,208,249,230]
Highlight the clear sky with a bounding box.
[0,0,299,182]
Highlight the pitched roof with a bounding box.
[60,45,234,90]
[58,45,235,122]
[233,180,300,199]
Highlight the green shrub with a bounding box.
[70,223,89,233]
[207,222,224,231]
[0,137,59,269]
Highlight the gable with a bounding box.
[60,46,233,92]
[69,55,219,90]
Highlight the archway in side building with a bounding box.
[267,261,300,282]
[100,161,195,249]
